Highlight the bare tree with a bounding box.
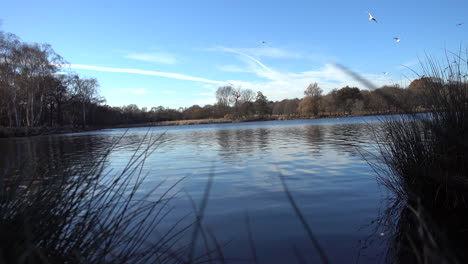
[215,86,233,115]
[229,87,242,107]
[16,43,62,127]
[69,76,99,126]
[0,31,21,126]
[304,82,323,98]
[240,89,255,103]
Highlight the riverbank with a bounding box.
[85,111,414,130]
[111,116,280,128]
[0,126,103,138]
[0,111,406,138]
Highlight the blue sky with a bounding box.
[1,0,467,108]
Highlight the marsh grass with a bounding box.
[0,132,224,264]
[376,52,468,207]
[367,51,468,263]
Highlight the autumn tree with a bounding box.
[408,77,443,109]
[299,83,323,117]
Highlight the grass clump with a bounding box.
[377,53,468,208]
[371,51,468,263]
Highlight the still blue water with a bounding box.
[0,116,391,263]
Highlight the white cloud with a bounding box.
[219,47,289,82]
[197,92,213,96]
[119,88,151,95]
[214,47,397,102]
[65,64,227,85]
[125,52,177,64]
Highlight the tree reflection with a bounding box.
[0,134,114,181]
[305,125,325,154]
[256,128,270,151]
[215,128,257,162]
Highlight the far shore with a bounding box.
[0,111,415,138]
[0,115,307,138]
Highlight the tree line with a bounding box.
[0,31,102,128]
[0,29,444,131]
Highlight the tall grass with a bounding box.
[370,51,468,263]
[377,52,468,207]
[0,132,222,264]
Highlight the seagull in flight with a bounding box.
[368,12,378,23]
[383,72,389,75]
[457,23,464,26]
[394,37,401,42]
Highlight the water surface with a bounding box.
[0,116,390,263]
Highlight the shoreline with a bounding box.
[0,111,415,138]
[0,126,104,139]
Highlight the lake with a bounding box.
[0,116,391,263]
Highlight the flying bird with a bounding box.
[456,23,464,26]
[368,12,378,23]
[261,41,267,44]
[383,72,389,75]
[394,37,401,42]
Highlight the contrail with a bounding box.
[63,64,226,85]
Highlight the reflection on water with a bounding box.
[0,116,388,263]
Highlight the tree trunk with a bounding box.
[57,101,62,126]
[82,101,86,127]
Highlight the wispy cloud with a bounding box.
[209,46,301,59]
[215,47,397,102]
[125,52,177,64]
[162,90,175,94]
[66,64,226,85]
[119,88,151,95]
[238,47,301,59]
[217,64,250,73]
[218,47,288,82]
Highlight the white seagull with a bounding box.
[394,37,401,42]
[368,12,378,23]
[383,72,389,75]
